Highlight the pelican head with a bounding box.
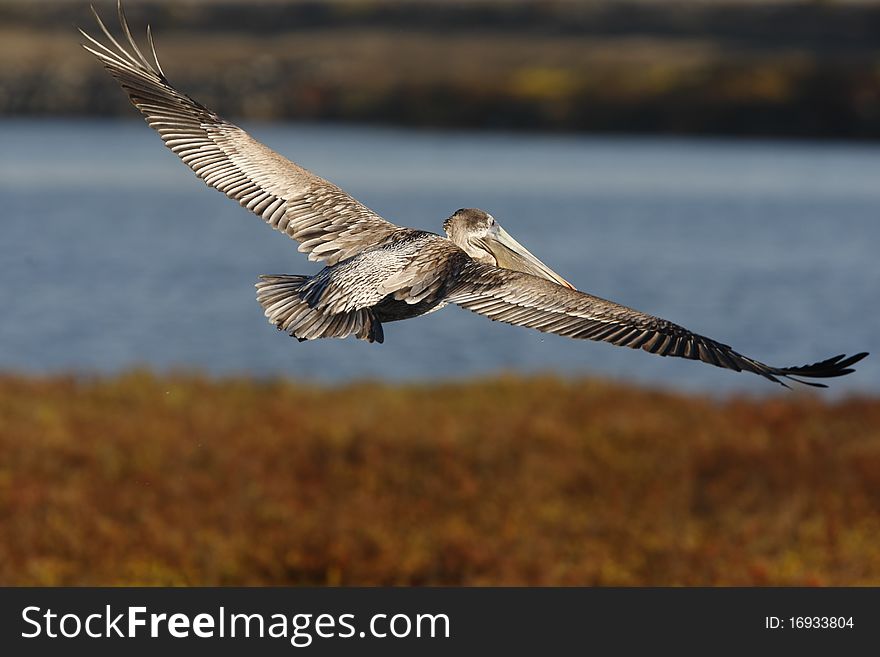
[443,208,575,289]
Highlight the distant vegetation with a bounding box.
[1,0,879,137]
[1,371,878,585]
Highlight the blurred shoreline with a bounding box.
[2,0,879,138]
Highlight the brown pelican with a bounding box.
[81,3,867,388]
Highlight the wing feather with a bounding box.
[447,264,868,388]
[81,1,399,265]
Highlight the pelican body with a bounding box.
[257,209,573,344]
[81,3,867,388]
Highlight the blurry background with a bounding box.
[0,0,879,585]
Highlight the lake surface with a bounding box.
[1,118,877,395]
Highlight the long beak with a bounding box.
[483,226,576,289]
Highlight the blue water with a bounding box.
[1,118,877,395]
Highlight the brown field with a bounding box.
[1,371,879,586]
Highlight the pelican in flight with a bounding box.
[81,2,867,388]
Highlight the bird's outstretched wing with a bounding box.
[80,1,399,265]
[447,264,868,388]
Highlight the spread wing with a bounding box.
[80,1,399,265]
[447,264,868,388]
